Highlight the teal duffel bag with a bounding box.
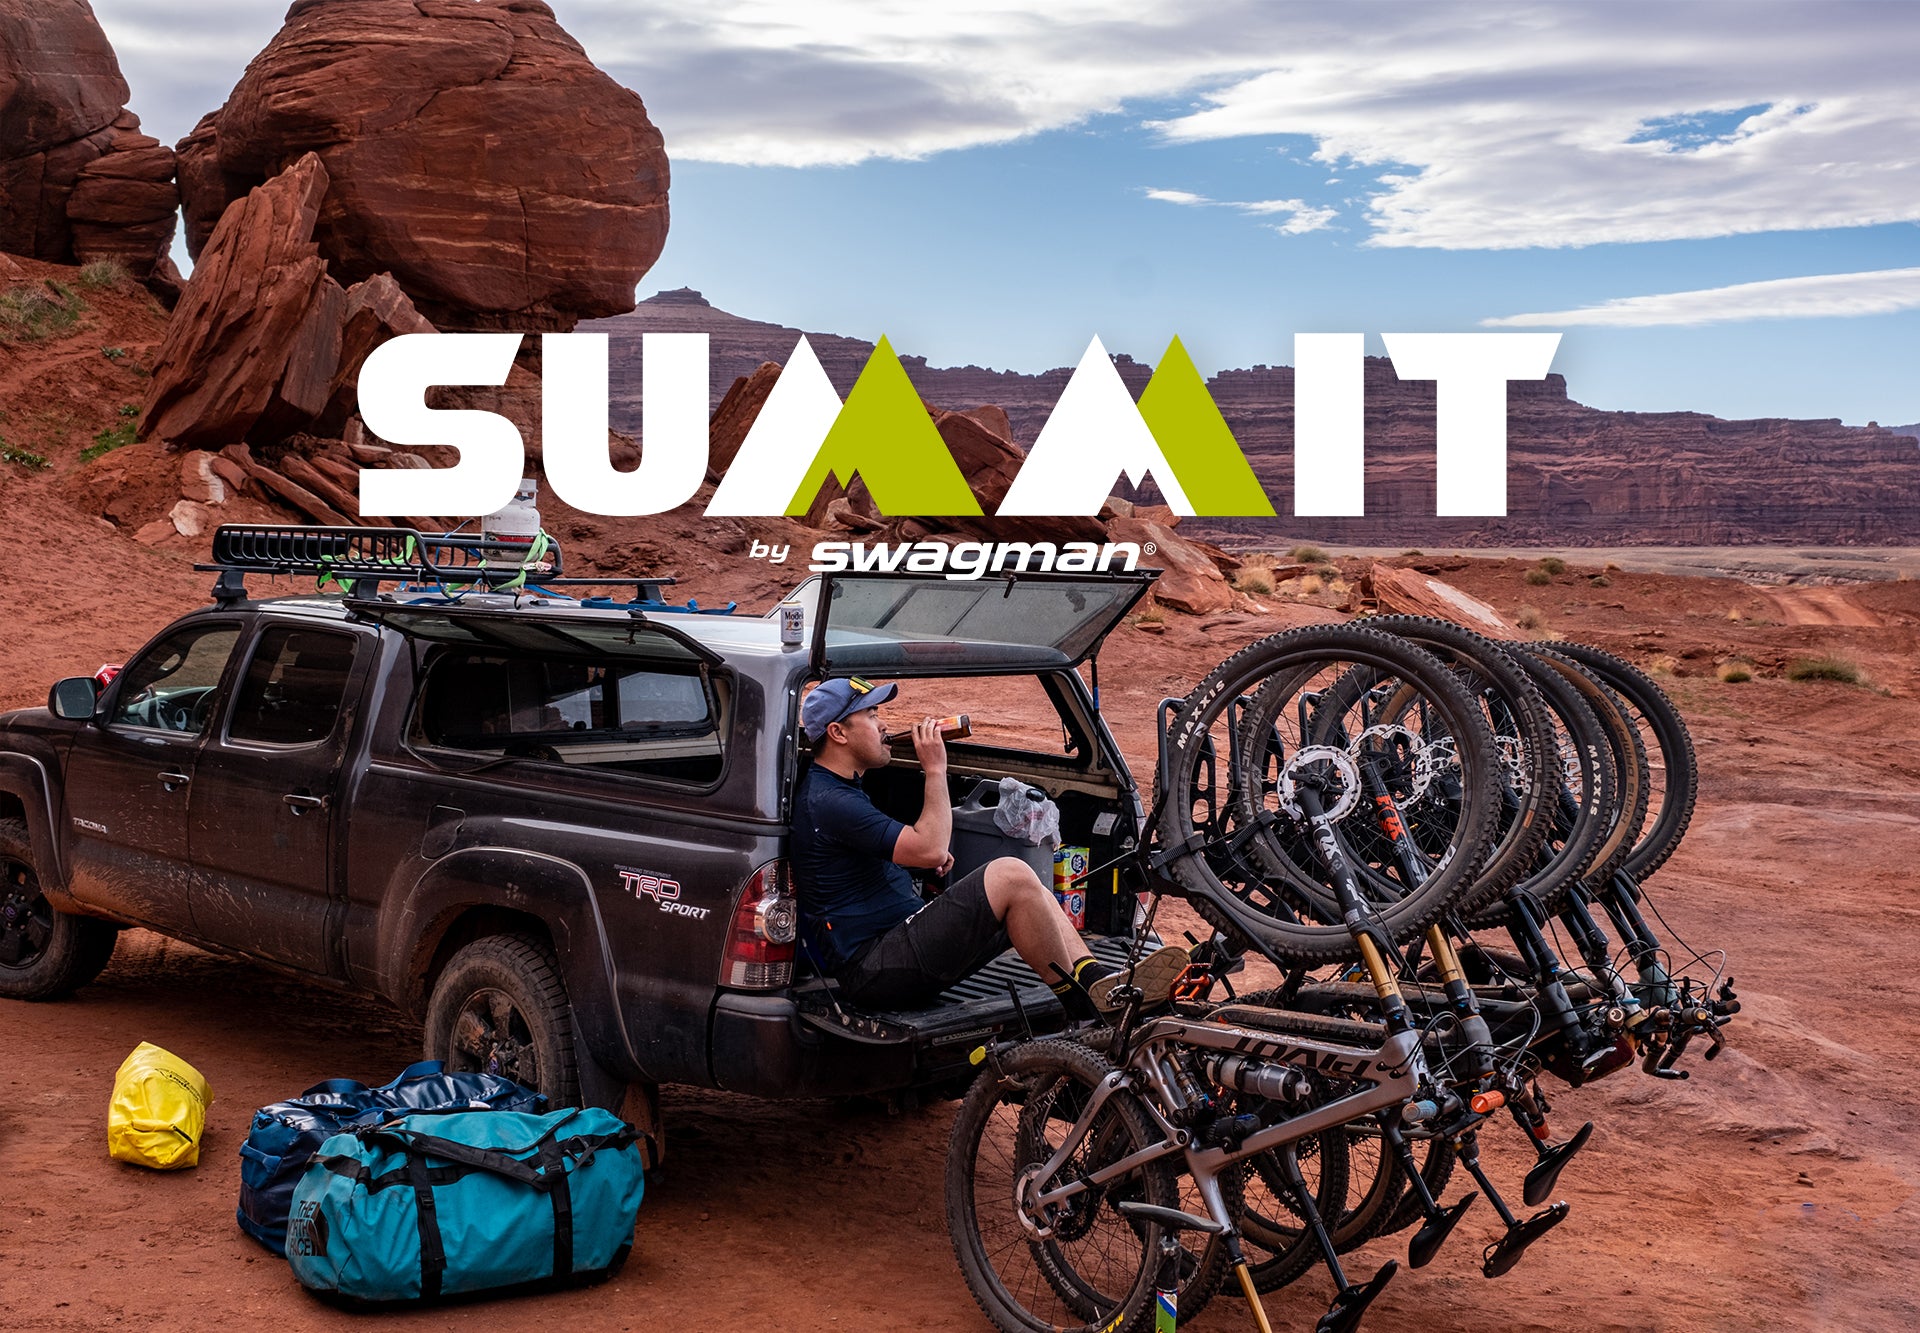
[286,1106,644,1303]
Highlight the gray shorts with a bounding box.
[837,865,1012,1010]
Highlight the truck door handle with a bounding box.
[158,771,190,791]
[283,793,330,814]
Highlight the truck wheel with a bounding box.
[425,933,582,1107]
[0,818,118,1001]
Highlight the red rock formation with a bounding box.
[708,362,781,480]
[1346,564,1518,639]
[177,0,669,331]
[599,294,1920,548]
[0,1,177,281]
[139,154,435,452]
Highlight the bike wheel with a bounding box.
[1527,646,1651,890]
[1466,650,1617,925]
[947,1040,1179,1333]
[1358,616,1559,911]
[1159,624,1503,965]
[1550,643,1698,881]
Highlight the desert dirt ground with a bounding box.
[2,522,1918,1332]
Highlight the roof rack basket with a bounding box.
[199,524,562,601]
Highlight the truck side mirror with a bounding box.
[49,676,101,721]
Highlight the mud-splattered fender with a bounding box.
[0,750,71,905]
[378,845,644,1090]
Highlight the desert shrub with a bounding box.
[1234,567,1275,595]
[0,282,84,343]
[1298,574,1325,596]
[1289,544,1329,563]
[1514,605,1546,631]
[77,258,128,290]
[1523,568,1552,586]
[81,416,137,463]
[1135,604,1165,626]
[1785,655,1863,685]
[1589,574,1611,588]
[0,441,50,470]
[101,345,128,361]
[1400,549,1423,556]
[1717,661,1753,683]
[1538,556,1566,575]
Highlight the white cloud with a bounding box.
[1485,268,1920,328]
[1143,188,1337,234]
[91,2,1920,250]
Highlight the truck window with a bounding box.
[107,623,241,735]
[417,651,723,784]
[227,626,358,746]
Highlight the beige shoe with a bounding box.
[1087,945,1192,1016]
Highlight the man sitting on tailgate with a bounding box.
[790,676,1185,1016]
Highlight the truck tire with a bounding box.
[0,818,118,1001]
[424,932,583,1107]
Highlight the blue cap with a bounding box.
[802,676,898,743]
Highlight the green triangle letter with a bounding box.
[784,336,983,516]
[1136,336,1276,517]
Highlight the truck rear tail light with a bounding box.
[720,859,797,989]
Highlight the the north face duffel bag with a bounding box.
[286,1106,644,1303]
[239,1060,544,1254]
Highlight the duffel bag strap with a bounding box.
[537,1138,575,1279]
[298,1077,372,1099]
[406,1152,448,1300]
[365,1128,551,1189]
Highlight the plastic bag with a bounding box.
[108,1041,213,1170]
[992,777,1061,847]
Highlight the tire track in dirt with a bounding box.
[1763,586,1882,628]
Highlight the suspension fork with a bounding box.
[1560,885,1646,1026]
[1501,891,1597,1056]
[1596,871,1675,1008]
[1294,784,1413,1036]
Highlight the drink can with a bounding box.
[1055,888,1086,930]
[1053,845,1090,929]
[778,602,805,646]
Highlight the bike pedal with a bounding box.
[1523,1121,1593,1207]
[1316,1260,1397,1333]
[1408,1192,1477,1269]
[1481,1201,1570,1278]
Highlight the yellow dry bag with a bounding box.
[108,1041,213,1170]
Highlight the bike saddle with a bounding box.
[1523,1120,1593,1207]
[1318,1260,1397,1333]
[1408,1192,1477,1269]
[1483,1201,1570,1278]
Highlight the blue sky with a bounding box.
[91,1,1920,426]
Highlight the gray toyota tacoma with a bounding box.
[0,526,1159,1122]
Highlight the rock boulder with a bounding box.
[0,1,177,279]
[177,0,669,330]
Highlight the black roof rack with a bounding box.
[198,524,563,602]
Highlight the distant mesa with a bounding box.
[590,298,1920,548]
[0,0,181,294]
[175,0,669,331]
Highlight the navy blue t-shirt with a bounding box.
[791,765,922,969]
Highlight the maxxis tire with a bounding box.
[0,818,118,1001]
[1549,643,1698,881]
[945,1040,1176,1333]
[1357,616,1559,908]
[1527,646,1651,891]
[424,933,582,1107]
[1159,624,1503,965]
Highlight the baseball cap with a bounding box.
[801,676,898,743]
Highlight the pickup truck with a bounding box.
[0,526,1160,1121]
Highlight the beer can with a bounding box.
[1053,845,1090,929]
[778,602,805,646]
